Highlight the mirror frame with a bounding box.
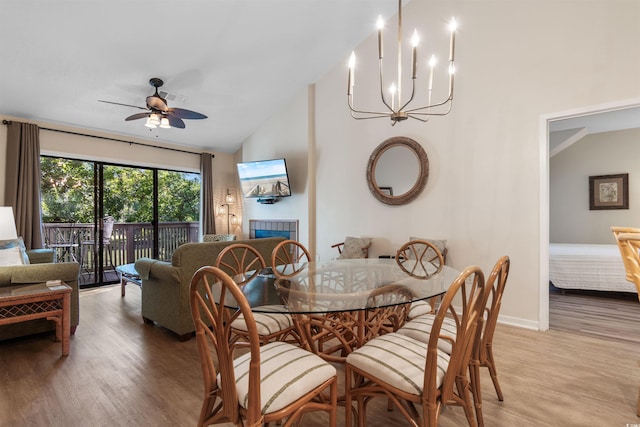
[366,136,429,205]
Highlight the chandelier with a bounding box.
[347,0,457,124]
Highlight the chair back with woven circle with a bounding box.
[190,266,263,426]
[427,265,486,404]
[611,227,640,301]
[271,239,311,278]
[215,243,266,286]
[395,239,444,279]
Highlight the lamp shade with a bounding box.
[0,207,18,240]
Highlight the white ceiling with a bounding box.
[0,0,399,153]
[549,106,640,134]
[549,106,640,155]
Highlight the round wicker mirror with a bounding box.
[366,136,429,205]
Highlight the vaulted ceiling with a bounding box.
[0,1,399,153]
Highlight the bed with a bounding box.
[549,243,636,293]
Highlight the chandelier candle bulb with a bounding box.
[428,55,436,92]
[411,30,419,79]
[348,52,355,95]
[377,15,384,59]
[449,18,457,62]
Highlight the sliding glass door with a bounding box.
[41,157,201,288]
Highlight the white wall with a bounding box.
[238,88,310,245]
[240,0,640,329]
[550,128,640,244]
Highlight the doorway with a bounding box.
[541,99,640,330]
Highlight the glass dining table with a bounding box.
[228,258,461,362]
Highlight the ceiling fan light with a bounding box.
[159,117,171,129]
[145,117,157,128]
[148,113,161,126]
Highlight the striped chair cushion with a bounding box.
[231,305,294,336]
[397,314,457,354]
[407,300,433,319]
[220,341,337,414]
[346,332,449,395]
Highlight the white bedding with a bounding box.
[549,243,636,293]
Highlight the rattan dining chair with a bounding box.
[398,256,510,426]
[189,266,338,427]
[344,265,486,427]
[611,227,640,417]
[272,239,360,360]
[271,239,312,278]
[396,239,446,319]
[215,243,299,345]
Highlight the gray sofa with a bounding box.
[0,249,80,341]
[135,236,285,340]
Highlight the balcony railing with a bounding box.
[43,221,200,267]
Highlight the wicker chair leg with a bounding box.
[469,361,484,427]
[485,346,504,401]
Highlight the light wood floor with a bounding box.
[1,284,639,426]
[549,285,640,344]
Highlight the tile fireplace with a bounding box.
[249,219,298,241]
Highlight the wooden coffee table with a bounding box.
[0,281,72,356]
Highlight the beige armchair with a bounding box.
[135,237,285,340]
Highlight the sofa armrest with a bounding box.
[26,249,55,264]
[135,258,179,282]
[10,262,80,284]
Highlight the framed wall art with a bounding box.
[589,173,629,210]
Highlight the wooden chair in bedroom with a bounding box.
[611,226,640,417]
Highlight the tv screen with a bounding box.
[236,158,291,200]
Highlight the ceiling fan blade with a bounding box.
[125,112,150,121]
[99,100,148,110]
[168,108,207,120]
[167,116,186,129]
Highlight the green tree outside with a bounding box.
[41,157,200,223]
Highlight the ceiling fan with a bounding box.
[99,77,207,129]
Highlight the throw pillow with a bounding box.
[338,236,372,259]
[203,234,237,242]
[0,237,30,265]
[0,246,25,266]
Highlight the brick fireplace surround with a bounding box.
[249,219,298,241]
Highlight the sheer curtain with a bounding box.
[200,153,216,235]
[4,121,44,249]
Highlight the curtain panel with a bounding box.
[4,121,44,249]
[200,153,215,235]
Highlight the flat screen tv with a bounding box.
[236,158,291,203]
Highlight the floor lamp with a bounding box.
[217,189,237,234]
